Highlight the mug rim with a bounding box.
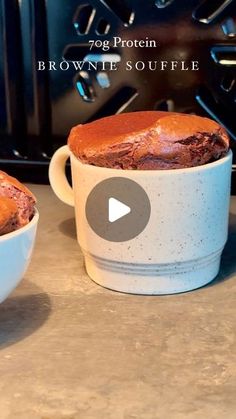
[0,209,39,242]
[70,149,232,175]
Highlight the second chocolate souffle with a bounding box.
[0,171,36,236]
[68,111,229,170]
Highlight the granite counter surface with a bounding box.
[0,185,236,419]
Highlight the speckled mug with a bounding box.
[49,146,232,294]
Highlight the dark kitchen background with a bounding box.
[0,0,236,191]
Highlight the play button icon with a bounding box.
[85,177,151,242]
[108,198,131,223]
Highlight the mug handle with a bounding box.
[48,145,74,207]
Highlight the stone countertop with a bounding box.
[0,185,236,419]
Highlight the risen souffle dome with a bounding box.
[68,111,229,170]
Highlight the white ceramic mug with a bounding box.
[49,145,232,294]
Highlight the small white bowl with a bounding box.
[0,210,39,303]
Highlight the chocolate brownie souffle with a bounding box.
[0,171,36,236]
[0,197,19,235]
[68,111,229,170]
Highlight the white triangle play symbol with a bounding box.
[108,197,131,223]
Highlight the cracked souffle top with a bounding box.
[68,111,230,170]
[0,171,36,235]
